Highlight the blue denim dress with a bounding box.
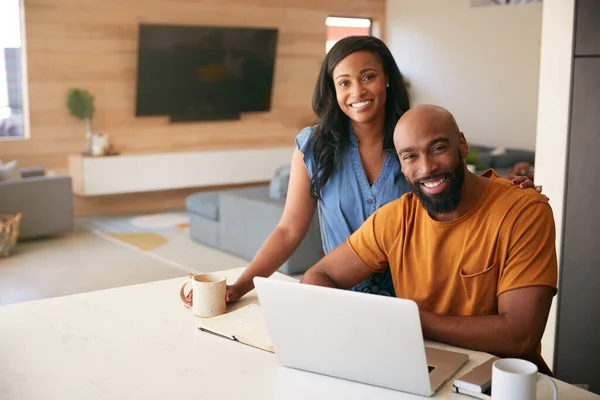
[296,126,411,297]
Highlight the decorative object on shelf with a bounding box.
[0,213,22,257]
[465,148,485,172]
[66,88,96,155]
[91,132,112,156]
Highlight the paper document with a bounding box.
[197,303,274,353]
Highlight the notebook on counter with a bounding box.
[196,303,274,353]
[453,356,498,399]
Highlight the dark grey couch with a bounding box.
[0,167,74,240]
[470,145,535,171]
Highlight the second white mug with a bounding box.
[492,358,558,400]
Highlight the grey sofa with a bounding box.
[470,145,535,170]
[0,168,74,240]
[187,184,322,275]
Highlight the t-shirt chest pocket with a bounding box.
[459,262,500,316]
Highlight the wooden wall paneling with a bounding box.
[1,0,385,215]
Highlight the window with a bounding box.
[0,0,27,139]
[325,17,372,53]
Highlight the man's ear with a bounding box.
[459,132,469,158]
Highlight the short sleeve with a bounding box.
[346,203,398,273]
[295,126,316,180]
[498,202,559,296]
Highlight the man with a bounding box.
[301,105,558,374]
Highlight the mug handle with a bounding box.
[179,274,196,308]
[538,374,558,400]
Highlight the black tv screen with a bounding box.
[135,24,278,121]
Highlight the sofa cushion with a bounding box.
[269,165,290,199]
[186,192,219,221]
[20,167,45,178]
[0,160,22,182]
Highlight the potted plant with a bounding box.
[465,148,485,173]
[66,88,96,155]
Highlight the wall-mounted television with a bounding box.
[135,24,278,122]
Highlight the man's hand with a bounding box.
[301,241,375,289]
[418,286,554,373]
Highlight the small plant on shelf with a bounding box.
[66,88,96,154]
[465,148,486,171]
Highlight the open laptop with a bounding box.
[253,277,469,397]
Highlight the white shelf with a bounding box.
[68,147,294,196]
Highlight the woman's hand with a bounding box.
[508,173,548,200]
[226,284,245,303]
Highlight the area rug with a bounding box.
[105,233,168,251]
[84,211,249,274]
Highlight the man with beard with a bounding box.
[301,105,558,374]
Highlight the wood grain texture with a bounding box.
[2,0,384,215]
[68,154,84,195]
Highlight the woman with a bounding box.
[226,36,539,302]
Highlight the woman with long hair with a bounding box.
[226,36,538,302]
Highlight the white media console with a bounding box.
[68,147,294,196]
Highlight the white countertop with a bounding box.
[0,268,597,400]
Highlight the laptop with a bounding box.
[253,277,469,397]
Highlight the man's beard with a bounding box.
[409,151,466,215]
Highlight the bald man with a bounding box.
[301,105,558,374]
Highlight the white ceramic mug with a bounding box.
[492,358,558,400]
[179,274,227,318]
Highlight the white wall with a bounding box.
[386,0,543,150]
[534,0,576,370]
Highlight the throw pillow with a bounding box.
[0,160,22,182]
[269,165,291,199]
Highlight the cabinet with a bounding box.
[575,0,600,56]
[68,147,293,196]
[556,58,600,392]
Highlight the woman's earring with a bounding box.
[386,83,390,88]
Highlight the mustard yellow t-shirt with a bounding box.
[347,171,558,317]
